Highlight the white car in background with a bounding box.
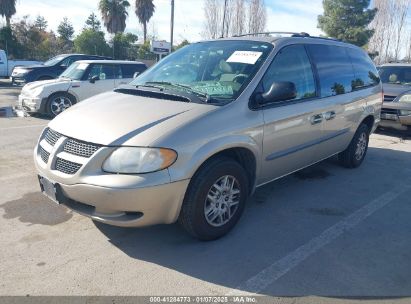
[18,60,147,117]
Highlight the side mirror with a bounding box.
[90,75,99,83]
[256,81,297,105]
[133,72,140,79]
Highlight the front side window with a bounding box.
[307,44,356,97]
[131,40,273,103]
[87,64,114,80]
[44,55,65,66]
[347,48,380,89]
[379,66,411,86]
[261,44,316,101]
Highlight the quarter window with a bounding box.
[347,48,380,89]
[307,44,356,97]
[261,44,316,102]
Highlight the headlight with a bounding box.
[15,69,31,75]
[398,94,411,103]
[102,147,177,174]
[31,86,44,97]
[400,110,411,116]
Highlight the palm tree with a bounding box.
[99,0,130,34]
[135,0,155,43]
[0,0,17,27]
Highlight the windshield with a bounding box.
[379,66,411,85]
[44,55,65,66]
[131,40,273,103]
[59,62,89,80]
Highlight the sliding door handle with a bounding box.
[310,114,323,125]
[324,111,336,120]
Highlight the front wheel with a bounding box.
[338,123,370,168]
[47,93,75,117]
[178,157,249,241]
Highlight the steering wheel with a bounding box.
[232,74,248,84]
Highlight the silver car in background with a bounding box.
[34,33,382,240]
[378,63,411,131]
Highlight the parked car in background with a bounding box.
[18,60,147,117]
[0,50,42,78]
[11,53,112,85]
[34,33,382,240]
[378,63,411,130]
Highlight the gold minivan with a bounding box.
[34,33,382,240]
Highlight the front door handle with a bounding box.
[310,114,323,125]
[324,111,336,120]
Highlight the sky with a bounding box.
[3,0,324,44]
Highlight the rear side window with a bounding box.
[307,44,355,97]
[261,44,316,101]
[347,48,380,89]
[121,64,146,78]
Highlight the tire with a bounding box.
[46,92,75,118]
[178,157,249,241]
[338,123,370,168]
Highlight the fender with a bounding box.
[167,134,262,188]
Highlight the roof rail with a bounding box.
[233,31,310,37]
[231,31,341,42]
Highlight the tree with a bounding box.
[369,0,411,64]
[74,29,111,56]
[135,0,155,43]
[231,0,246,36]
[0,0,16,27]
[34,15,48,31]
[247,0,266,34]
[318,0,377,47]
[99,0,130,34]
[85,12,101,31]
[112,32,138,59]
[57,17,74,41]
[174,39,189,50]
[0,26,22,58]
[203,0,222,39]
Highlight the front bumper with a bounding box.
[34,129,190,227]
[18,95,42,112]
[48,178,190,227]
[11,76,28,85]
[380,114,411,130]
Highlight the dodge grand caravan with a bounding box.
[34,33,382,240]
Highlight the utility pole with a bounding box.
[221,0,227,38]
[170,0,175,51]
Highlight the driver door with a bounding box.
[260,44,327,184]
[78,64,116,101]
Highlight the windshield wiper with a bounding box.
[141,81,215,103]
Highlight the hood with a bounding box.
[14,64,45,71]
[382,83,411,97]
[24,78,71,90]
[48,90,217,146]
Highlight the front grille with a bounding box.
[45,128,62,146]
[384,95,396,102]
[381,108,399,115]
[63,138,101,158]
[39,146,50,164]
[55,158,82,175]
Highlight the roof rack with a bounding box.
[232,31,340,42]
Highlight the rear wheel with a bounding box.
[178,157,249,241]
[338,123,370,168]
[47,93,75,117]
